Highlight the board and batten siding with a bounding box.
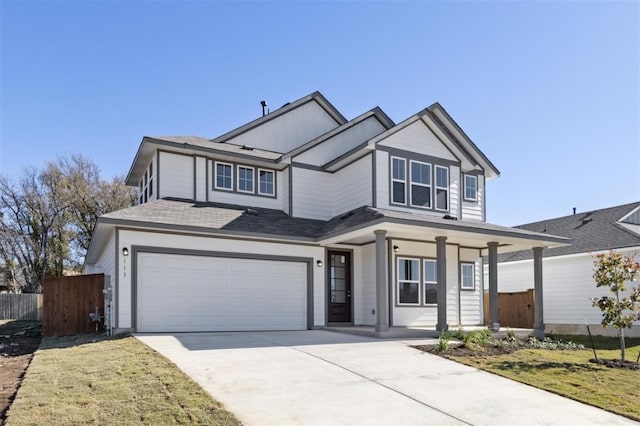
[354,244,376,325]
[461,174,485,222]
[293,117,385,166]
[333,155,372,217]
[498,249,640,327]
[116,230,325,330]
[225,101,340,153]
[291,167,333,220]
[158,152,194,200]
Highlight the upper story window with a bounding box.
[390,155,449,212]
[138,162,154,205]
[391,157,406,205]
[258,169,275,196]
[212,161,276,198]
[215,162,233,190]
[238,166,254,193]
[464,174,477,202]
[410,161,431,208]
[435,166,449,211]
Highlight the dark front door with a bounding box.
[327,251,352,323]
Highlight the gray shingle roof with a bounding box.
[101,198,325,239]
[100,198,569,250]
[499,202,640,262]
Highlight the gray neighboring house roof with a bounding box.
[499,202,640,263]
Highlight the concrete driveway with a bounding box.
[136,330,636,426]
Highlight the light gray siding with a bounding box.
[354,244,376,325]
[333,155,373,217]
[194,156,207,202]
[225,101,339,153]
[461,174,485,221]
[294,117,385,166]
[291,167,333,220]
[377,120,458,161]
[158,151,194,200]
[498,249,640,327]
[460,249,482,325]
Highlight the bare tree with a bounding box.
[0,155,136,293]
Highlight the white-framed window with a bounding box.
[391,157,406,205]
[424,259,438,304]
[215,161,233,190]
[138,162,154,205]
[258,169,275,196]
[435,166,449,211]
[148,161,153,198]
[464,174,477,201]
[397,257,420,305]
[238,166,254,193]
[461,263,475,290]
[409,160,431,208]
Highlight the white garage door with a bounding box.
[137,252,308,332]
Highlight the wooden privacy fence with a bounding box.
[43,274,105,337]
[0,293,43,320]
[484,289,535,329]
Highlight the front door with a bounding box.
[327,251,352,323]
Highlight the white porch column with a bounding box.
[374,230,389,333]
[533,246,545,339]
[488,241,500,331]
[436,236,448,332]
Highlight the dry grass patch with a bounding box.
[439,334,640,422]
[5,334,240,425]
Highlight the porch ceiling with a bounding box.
[319,211,571,254]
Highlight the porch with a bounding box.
[319,207,570,337]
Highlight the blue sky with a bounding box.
[1,0,638,226]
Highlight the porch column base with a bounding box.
[533,326,545,340]
[375,324,389,333]
[489,323,500,332]
[436,323,449,333]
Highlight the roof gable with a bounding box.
[209,91,346,153]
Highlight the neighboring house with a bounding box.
[83,91,568,335]
[497,202,640,337]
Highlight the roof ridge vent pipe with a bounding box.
[261,100,269,116]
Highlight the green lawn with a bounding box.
[5,334,240,425]
[448,335,640,421]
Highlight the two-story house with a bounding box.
[84,91,569,336]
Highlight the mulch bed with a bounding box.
[590,358,640,370]
[0,321,42,423]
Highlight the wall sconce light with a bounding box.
[393,245,399,253]
[122,247,129,257]
[316,260,323,267]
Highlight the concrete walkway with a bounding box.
[136,330,637,426]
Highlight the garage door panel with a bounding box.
[137,252,307,332]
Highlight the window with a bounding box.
[410,160,431,208]
[238,166,254,193]
[148,162,153,198]
[461,263,475,290]
[397,258,420,305]
[435,166,449,211]
[258,169,275,196]
[215,162,233,190]
[391,157,406,205]
[424,259,437,304]
[464,174,477,201]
